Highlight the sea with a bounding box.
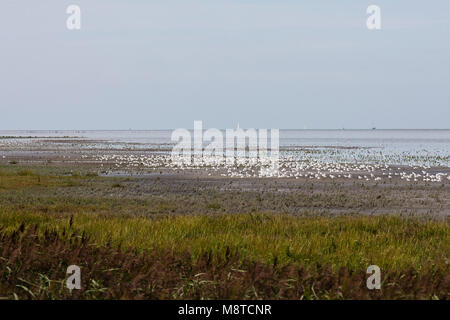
[0,129,449,167]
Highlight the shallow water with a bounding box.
[1,129,448,167]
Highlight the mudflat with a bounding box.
[0,135,448,299]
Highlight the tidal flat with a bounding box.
[0,161,448,299]
[0,132,449,299]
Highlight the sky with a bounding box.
[0,0,449,130]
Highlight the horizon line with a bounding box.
[1,128,449,132]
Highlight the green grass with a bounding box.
[0,211,448,273]
[3,224,446,299]
[0,171,80,189]
[0,166,448,276]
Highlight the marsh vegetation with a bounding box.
[0,165,448,299]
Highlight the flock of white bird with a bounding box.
[92,153,450,183]
[1,138,449,183]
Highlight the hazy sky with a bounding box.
[1,0,449,129]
